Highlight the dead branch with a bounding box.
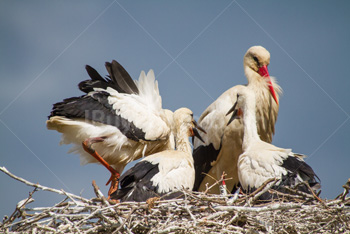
[1,166,349,233]
[0,166,90,203]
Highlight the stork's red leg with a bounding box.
[82,137,120,199]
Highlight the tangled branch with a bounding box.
[1,166,349,233]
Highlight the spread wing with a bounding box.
[48,60,170,143]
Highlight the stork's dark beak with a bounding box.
[226,101,239,126]
[192,127,205,143]
[193,120,206,134]
[226,100,244,126]
[226,110,239,126]
[192,120,206,144]
[226,101,237,116]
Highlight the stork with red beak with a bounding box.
[193,46,282,194]
[227,88,320,201]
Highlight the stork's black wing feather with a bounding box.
[282,155,320,181]
[48,91,147,141]
[49,60,149,141]
[111,161,161,202]
[105,60,139,94]
[79,60,139,94]
[192,143,221,191]
[281,155,321,191]
[79,65,111,93]
[244,155,321,203]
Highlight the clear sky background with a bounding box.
[1,1,349,219]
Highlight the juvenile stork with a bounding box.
[111,108,205,202]
[227,88,320,201]
[193,46,282,194]
[47,60,177,197]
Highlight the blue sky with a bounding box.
[1,1,349,218]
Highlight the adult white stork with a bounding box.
[47,60,178,197]
[111,108,205,202]
[227,88,320,201]
[193,46,282,194]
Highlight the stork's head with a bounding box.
[173,108,206,143]
[244,46,279,105]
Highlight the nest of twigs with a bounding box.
[1,166,349,234]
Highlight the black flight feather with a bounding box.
[105,60,139,95]
[79,61,139,95]
[49,91,147,141]
[243,155,321,202]
[111,161,161,202]
[49,60,149,141]
[192,143,221,191]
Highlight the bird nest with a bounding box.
[1,166,349,234]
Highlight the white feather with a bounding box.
[193,46,282,194]
[47,66,175,174]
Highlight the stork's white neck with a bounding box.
[242,98,261,150]
[245,67,268,91]
[244,66,260,85]
[175,124,192,155]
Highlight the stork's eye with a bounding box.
[253,56,259,65]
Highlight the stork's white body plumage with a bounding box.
[47,61,175,174]
[111,108,200,202]
[238,143,301,191]
[230,88,320,200]
[193,46,282,194]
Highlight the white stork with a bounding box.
[111,108,204,202]
[193,46,282,194]
[47,60,184,197]
[227,88,320,201]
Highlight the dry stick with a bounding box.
[162,212,174,227]
[183,190,197,225]
[112,207,137,234]
[6,212,51,231]
[10,206,58,229]
[341,179,350,201]
[157,226,186,234]
[203,172,233,194]
[199,211,228,222]
[268,189,305,202]
[335,178,350,200]
[245,178,277,199]
[248,178,279,205]
[35,224,57,232]
[61,216,83,234]
[92,180,110,206]
[0,166,90,203]
[225,212,239,226]
[2,167,350,233]
[282,186,316,200]
[214,202,302,212]
[2,187,38,226]
[326,196,350,206]
[61,189,80,206]
[302,181,326,206]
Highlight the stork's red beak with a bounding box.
[258,65,279,105]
